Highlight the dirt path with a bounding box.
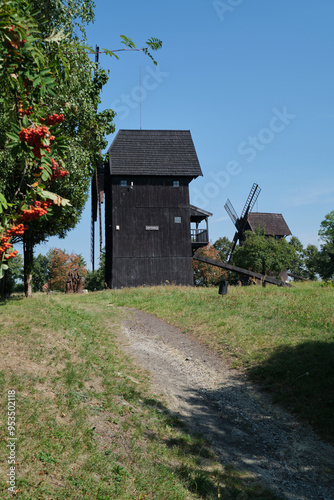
[117,309,334,500]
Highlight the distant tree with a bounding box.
[303,244,320,281]
[318,211,334,244]
[32,254,50,292]
[193,244,226,286]
[212,236,241,284]
[77,254,87,271]
[48,248,87,291]
[8,252,24,283]
[0,253,24,296]
[213,236,232,262]
[288,236,306,277]
[287,237,321,281]
[85,249,105,291]
[317,211,334,280]
[232,228,295,279]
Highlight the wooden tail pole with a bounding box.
[193,254,292,287]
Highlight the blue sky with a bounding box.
[34,0,334,268]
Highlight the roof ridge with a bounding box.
[249,212,284,216]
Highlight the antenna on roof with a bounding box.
[139,65,142,130]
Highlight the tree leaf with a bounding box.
[102,48,119,60]
[6,131,19,142]
[0,263,9,277]
[41,190,72,207]
[120,35,135,48]
[9,144,21,158]
[41,170,51,181]
[0,193,8,213]
[146,38,163,50]
[22,114,29,127]
[43,28,67,44]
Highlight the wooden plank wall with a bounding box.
[105,175,194,288]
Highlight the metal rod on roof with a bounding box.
[91,45,101,270]
[91,185,95,272]
[139,65,142,130]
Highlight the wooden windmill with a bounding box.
[103,129,208,288]
[224,183,261,261]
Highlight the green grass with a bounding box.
[0,293,280,499]
[95,282,334,443]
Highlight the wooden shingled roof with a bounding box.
[247,213,292,236]
[107,130,203,177]
[190,205,213,223]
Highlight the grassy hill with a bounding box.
[0,282,332,498]
[108,282,334,443]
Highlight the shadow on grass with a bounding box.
[248,341,334,443]
[140,342,334,500]
[141,397,281,499]
[0,294,25,305]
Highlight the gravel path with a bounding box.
[117,308,334,500]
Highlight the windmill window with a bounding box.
[173,180,180,187]
[174,216,182,224]
[120,180,127,187]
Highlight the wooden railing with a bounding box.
[191,229,208,244]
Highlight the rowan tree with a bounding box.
[0,0,73,296]
[0,0,162,296]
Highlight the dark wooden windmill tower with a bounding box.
[225,183,291,262]
[100,129,210,288]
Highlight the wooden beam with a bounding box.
[287,272,310,282]
[193,255,292,287]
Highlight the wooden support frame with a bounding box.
[287,272,310,282]
[193,255,292,287]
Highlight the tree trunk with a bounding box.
[23,235,34,298]
[0,270,8,299]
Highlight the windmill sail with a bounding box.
[224,199,238,225]
[240,183,261,219]
[224,183,261,262]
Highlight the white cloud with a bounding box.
[285,184,334,207]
